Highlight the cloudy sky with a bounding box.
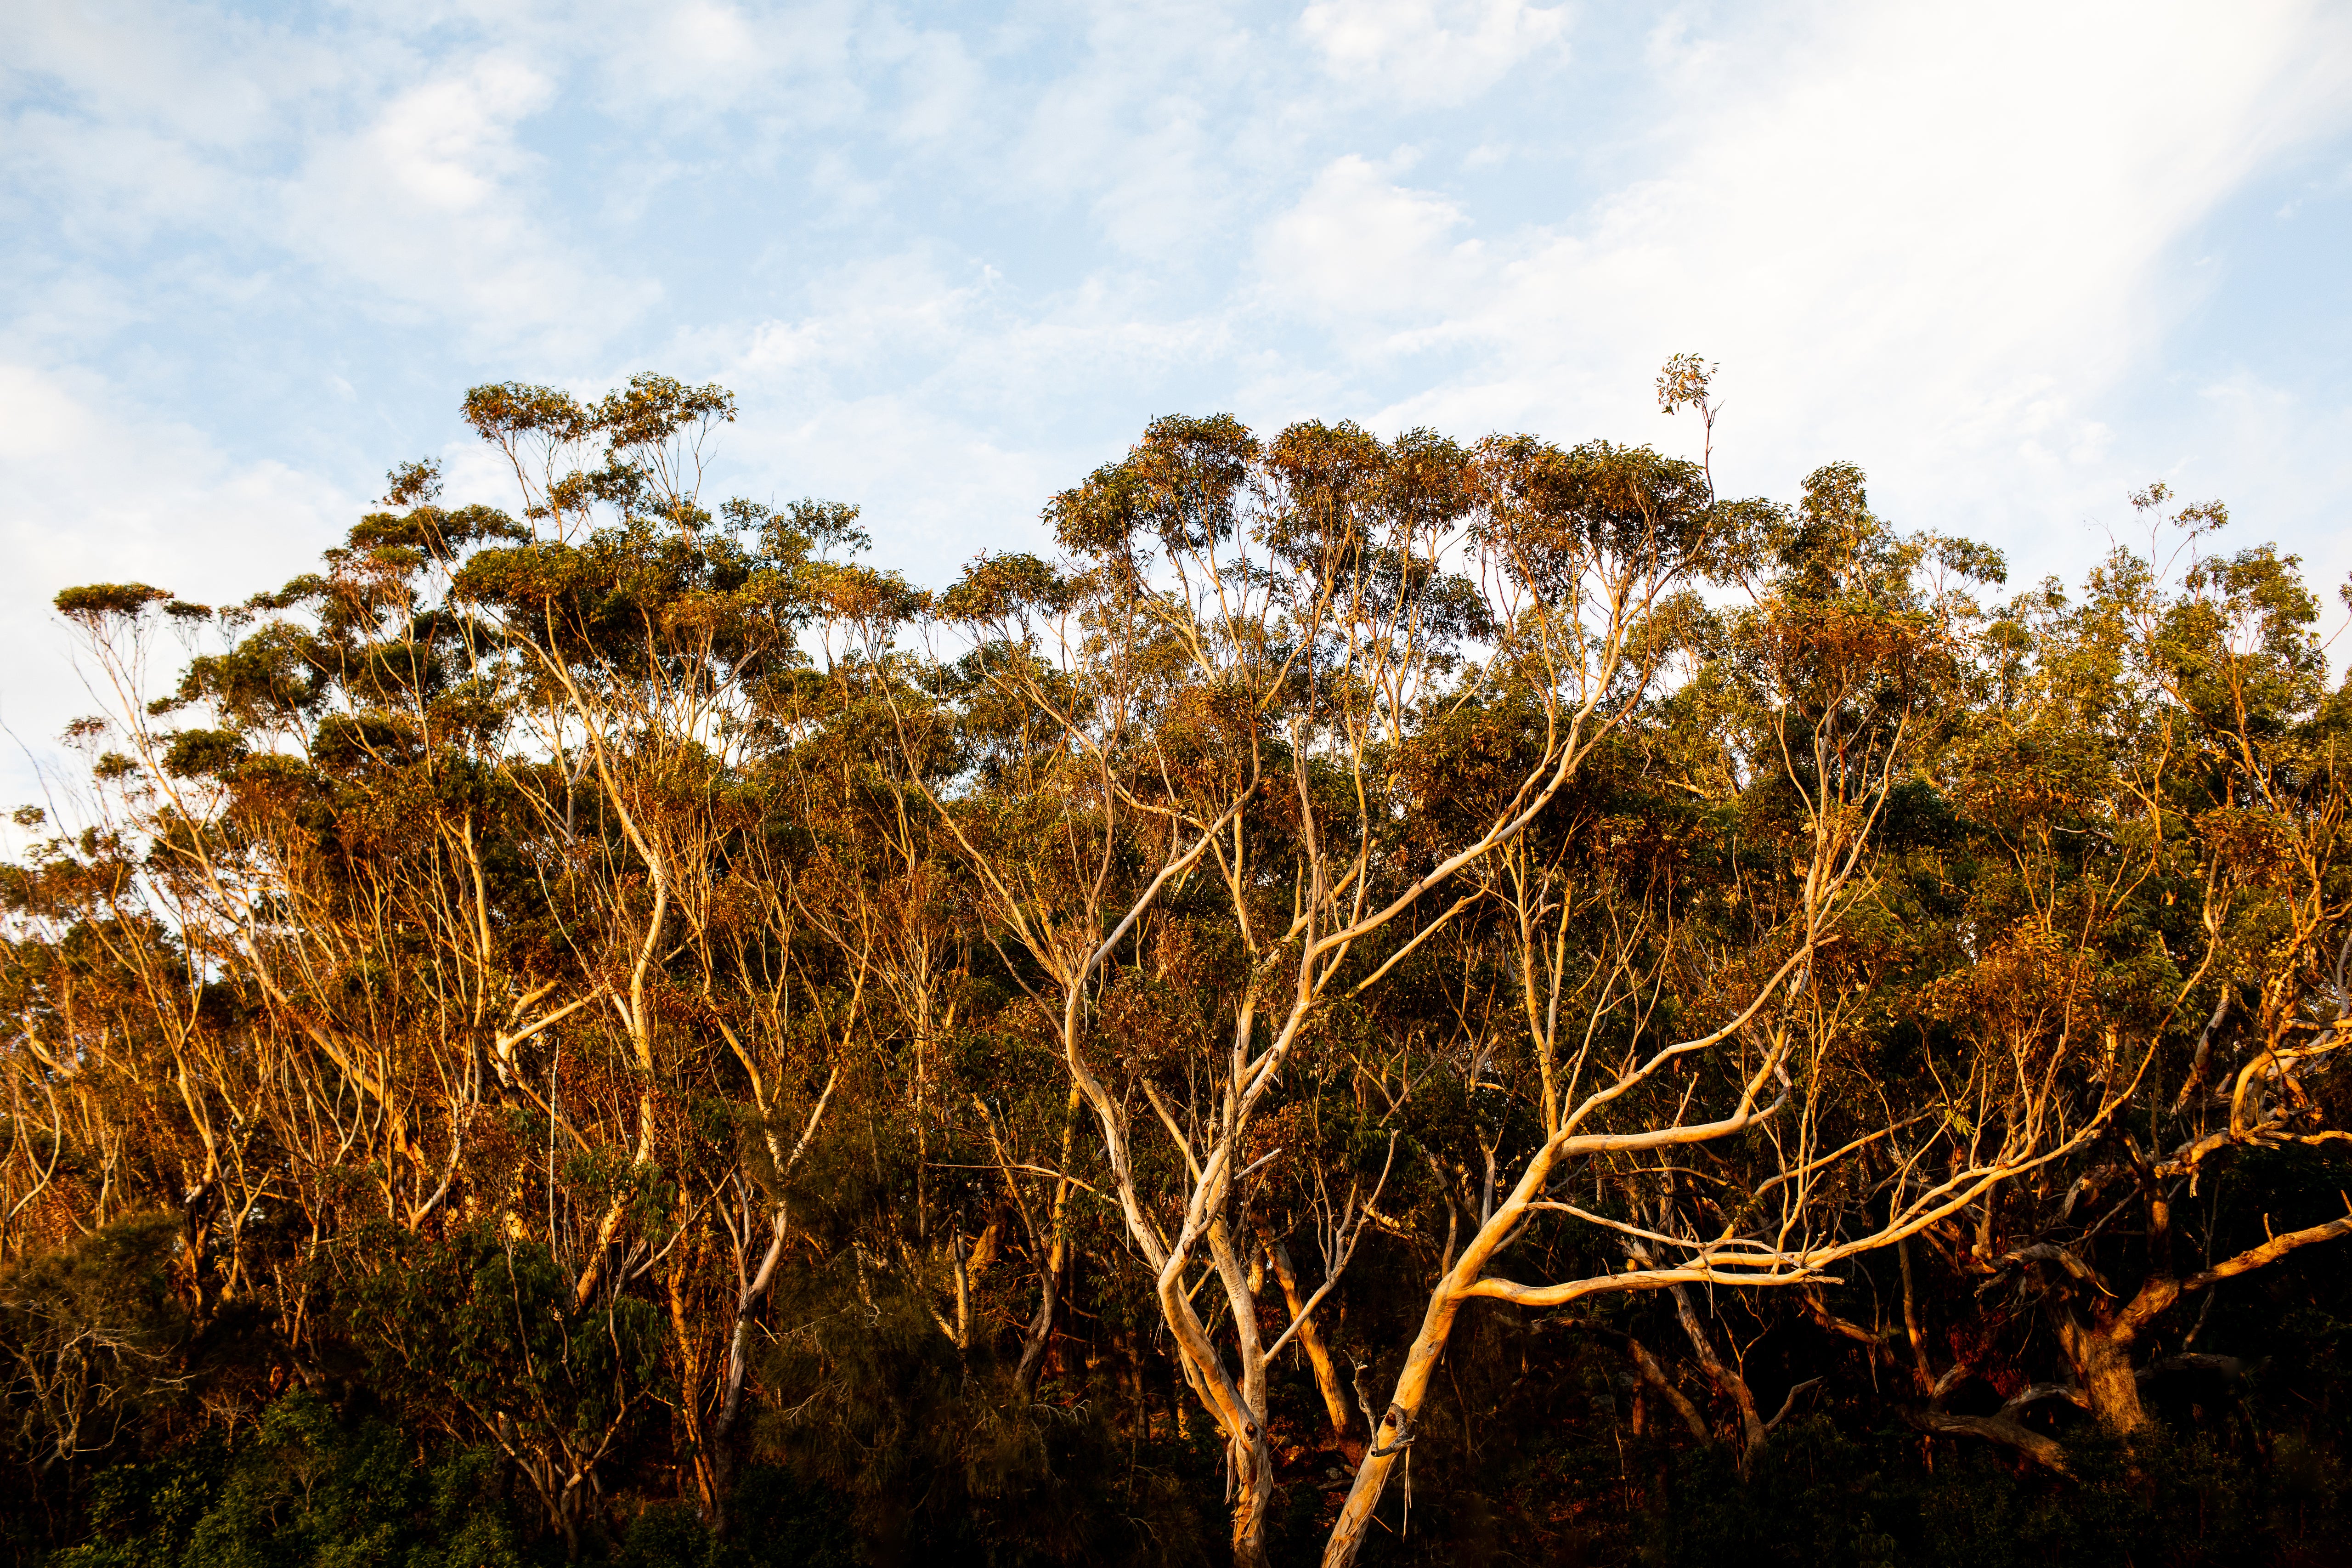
[6,0,2352,798]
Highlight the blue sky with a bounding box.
[6,0,2352,799]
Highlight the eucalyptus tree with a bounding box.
[36,376,881,1527]
[907,387,2029,1563]
[1306,450,2163,1562]
[12,366,2352,1563]
[1895,491,2352,1446]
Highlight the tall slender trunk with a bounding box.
[1016,1087,1083,1393]
[1898,1236,1935,1396]
[1322,1281,1463,1567]
[573,1087,657,1308]
[1667,1280,1766,1460]
[1261,1227,1357,1450]
[1230,1436,1278,1568]
[667,1253,718,1512]
[716,1205,791,1447]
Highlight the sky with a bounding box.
[6,0,2352,802]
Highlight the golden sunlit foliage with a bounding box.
[6,368,2351,1568]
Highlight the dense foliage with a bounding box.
[5,368,2350,1567]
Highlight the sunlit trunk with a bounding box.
[1322,1286,1461,1568]
[1263,1230,1357,1451]
[2057,1305,2159,1435]
[1229,1431,1278,1568]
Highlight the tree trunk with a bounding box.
[1261,1228,1357,1450]
[2056,1271,2180,1435]
[715,1205,791,1448]
[1667,1279,1766,1460]
[667,1257,718,1514]
[1899,1236,1934,1396]
[1230,1428,1278,1568]
[1015,1087,1083,1394]
[2061,1313,2152,1434]
[1321,1286,1460,1567]
[1615,1330,1708,1443]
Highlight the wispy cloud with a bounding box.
[0,361,354,781]
[1268,0,2352,580]
[1257,154,1480,327]
[281,55,660,353]
[1300,0,1570,105]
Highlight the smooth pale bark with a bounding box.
[667,1257,718,1512]
[1899,1237,1935,1397]
[712,1064,839,1518]
[1320,1049,2115,1563]
[1262,1228,1357,1449]
[572,1070,661,1308]
[716,1204,792,1445]
[1321,984,1818,1568]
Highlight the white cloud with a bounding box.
[3,5,664,358]
[1286,0,2352,583]
[1300,0,1570,105]
[0,113,245,245]
[1001,2,1273,257]
[695,246,1243,572]
[630,0,774,103]
[1257,154,1481,325]
[0,2,332,148]
[279,56,660,353]
[733,248,995,378]
[582,0,866,125]
[0,362,354,800]
[874,26,984,147]
[367,58,553,210]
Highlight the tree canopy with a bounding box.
[5,367,2351,1568]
